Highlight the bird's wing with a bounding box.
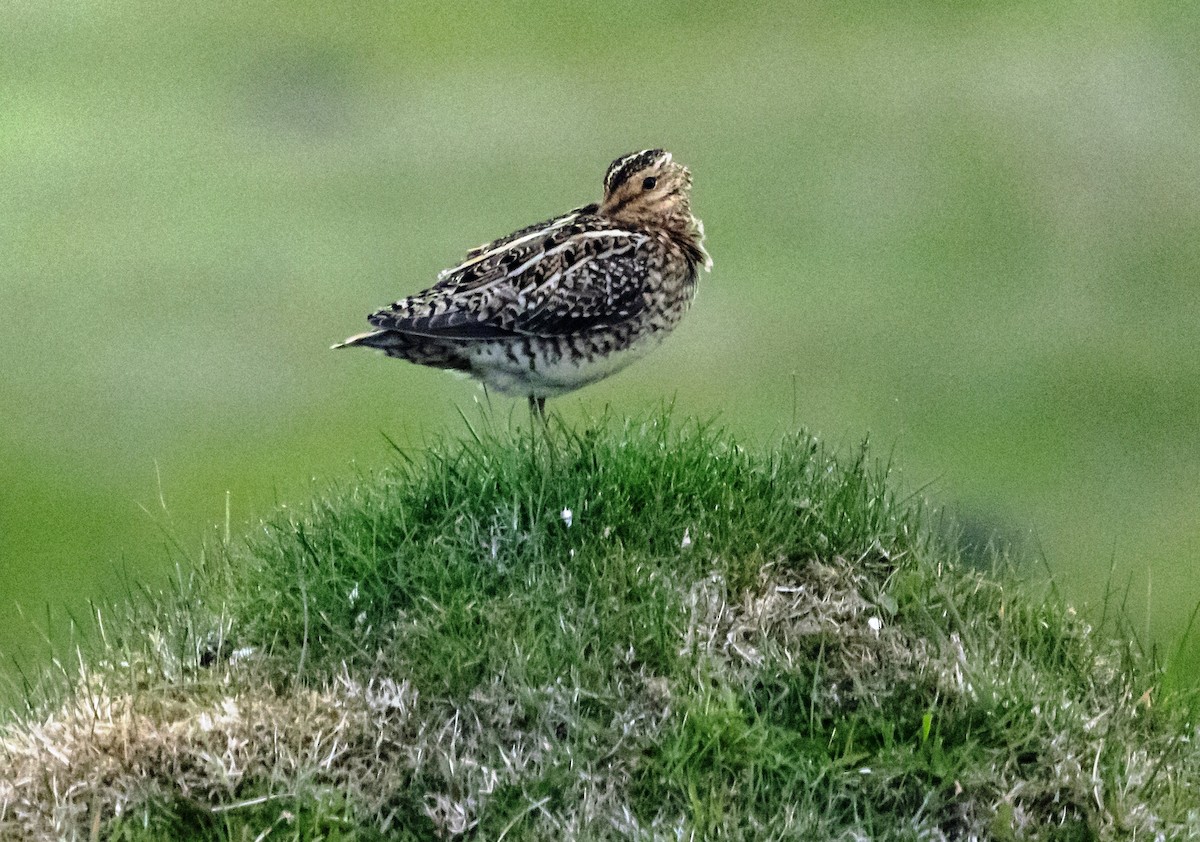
[369,219,654,340]
[435,204,600,281]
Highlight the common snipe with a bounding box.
[335,150,711,416]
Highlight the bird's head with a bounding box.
[599,149,695,230]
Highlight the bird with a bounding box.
[334,149,711,418]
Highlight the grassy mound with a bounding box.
[2,412,1197,840]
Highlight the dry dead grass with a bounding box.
[1,555,908,840]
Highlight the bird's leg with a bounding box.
[529,395,547,422]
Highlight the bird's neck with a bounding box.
[665,211,711,273]
[605,203,710,272]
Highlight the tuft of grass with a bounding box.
[2,409,1198,840]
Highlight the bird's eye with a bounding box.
[641,176,657,190]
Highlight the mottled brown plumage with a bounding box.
[335,150,711,415]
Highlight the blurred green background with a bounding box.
[3,2,1198,680]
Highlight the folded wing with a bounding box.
[369,220,652,340]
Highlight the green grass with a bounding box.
[3,411,1197,839]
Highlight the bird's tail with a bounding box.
[331,328,472,371]
[331,330,383,350]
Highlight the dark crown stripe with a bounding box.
[604,149,665,194]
